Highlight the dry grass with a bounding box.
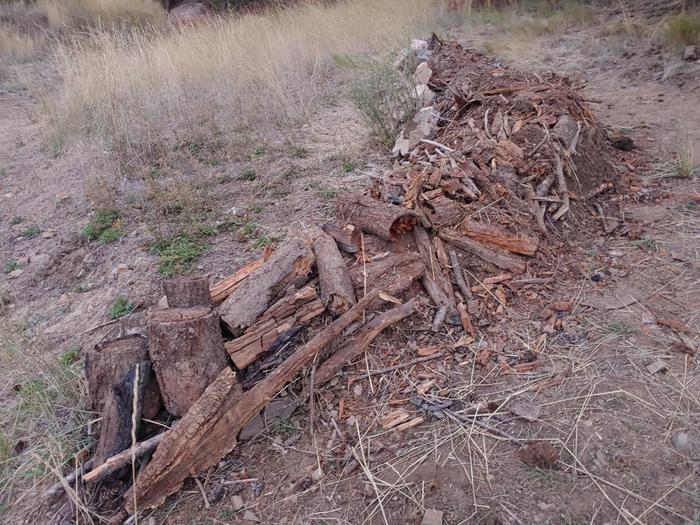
[663,10,700,49]
[44,0,440,160]
[39,0,165,30]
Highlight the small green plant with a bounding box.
[10,216,23,225]
[3,261,21,274]
[342,159,357,173]
[239,168,257,181]
[239,220,258,238]
[107,296,135,319]
[58,346,81,368]
[633,237,658,251]
[310,182,339,199]
[276,417,296,437]
[604,322,637,336]
[149,231,205,276]
[194,223,218,237]
[251,232,276,250]
[81,209,123,243]
[663,12,700,49]
[21,225,41,238]
[289,145,308,158]
[0,168,6,178]
[73,284,88,293]
[246,203,265,214]
[252,145,269,158]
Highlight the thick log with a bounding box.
[438,230,527,275]
[348,252,425,294]
[163,276,210,307]
[314,299,417,387]
[219,234,314,334]
[209,249,271,305]
[225,287,324,369]
[311,228,356,316]
[458,220,539,256]
[337,192,418,241]
[147,307,229,417]
[321,221,361,254]
[124,288,388,514]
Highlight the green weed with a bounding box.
[633,237,658,251]
[58,346,81,368]
[9,216,23,225]
[3,261,21,274]
[107,296,135,319]
[664,12,700,49]
[604,322,637,336]
[149,231,206,277]
[81,209,123,243]
[310,182,339,199]
[239,168,257,181]
[21,225,41,238]
[342,159,357,173]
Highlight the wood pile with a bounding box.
[50,39,625,521]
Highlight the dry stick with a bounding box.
[449,249,472,300]
[83,433,167,483]
[45,459,94,497]
[131,364,140,525]
[356,350,448,378]
[552,153,570,221]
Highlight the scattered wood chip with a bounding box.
[381,409,411,429]
[551,300,573,312]
[416,380,435,395]
[509,401,541,421]
[483,273,513,285]
[395,417,424,432]
[378,291,402,304]
[418,345,445,356]
[646,359,668,375]
[421,508,444,525]
[657,317,690,333]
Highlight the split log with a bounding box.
[85,335,159,419]
[458,220,539,256]
[163,276,210,307]
[209,246,273,305]
[439,230,527,275]
[124,288,389,514]
[337,192,418,241]
[422,195,466,229]
[413,226,455,302]
[224,287,324,369]
[314,299,417,387]
[348,252,425,294]
[311,228,356,316]
[321,221,361,254]
[147,307,229,417]
[219,234,314,334]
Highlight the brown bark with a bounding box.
[224,287,324,369]
[124,288,387,513]
[347,252,425,294]
[422,195,466,229]
[311,228,356,316]
[218,234,314,334]
[337,192,418,241]
[413,226,455,303]
[163,276,210,307]
[321,221,361,254]
[438,230,527,275]
[147,306,229,417]
[458,220,539,256]
[314,299,417,387]
[209,247,273,305]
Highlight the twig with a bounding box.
[431,304,448,332]
[419,139,455,153]
[443,408,523,445]
[193,477,210,509]
[356,351,448,378]
[83,432,167,483]
[45,459,94,497]
[131,364,141,524]
[449,249,473,300]
[552,153,570,221]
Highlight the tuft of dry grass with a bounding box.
[663,11,700,49]
[38,0,166,30]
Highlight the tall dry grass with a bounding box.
[45,0,441,159]
[39,0,166,29]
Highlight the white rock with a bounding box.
[231,494,245,510]
[242,510,260,523]
[414,61,432,85]
[672,431,690,450]
[353,384,362,397]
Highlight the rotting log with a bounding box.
[147,306,229,417]
[224,287,324,369]
[311,227,356,316]
[458,220,539,256]
[439,230,527,275]
[123,288,389,514]
[337,192,418,241]
[314,299,417,387]
[209,246,273,305]
[218,234,314,334]
[321,221,361,254]
[163,276,211,308]
[347,252,425,295]
[413,226,455,302]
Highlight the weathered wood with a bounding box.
[321,221,361,254]
[438,230,527,275]
[337,192,418,241]
[413,226,455,302]
[449,249,473,301]
[314,300,417,387]
[311,228,356,316]
[422,195,466,229]
[348,252,425,294]
[225,287,324,369]
[124,288,388,514]
[209,248,272,305]
[219,234,314,334]
[147,307,229,417]
[163,276,210,307]
[83,433,166,484]
[458,220,539,256]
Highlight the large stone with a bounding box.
[683,45,697,62]
[392,107,440,156]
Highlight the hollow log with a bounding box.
[321,221,361,254]
[438,230,527,275]
[219,234,314,334]
[314,299,417,387]
[163,276,210,308]
[311,228,356,316]
[209,246,273,305]
[225,287,324,369]
[458,220,539,256]
[147,306,229,417]
[124,288,388,514]
[337,192,418,241]
[347,252,425,294]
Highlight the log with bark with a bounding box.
[310,227,356,316]
[123,288,391,514]
[321,221,361,254]
[224,286,324,369]
[147,306,229,417]
[458,220,539,256]
[209,246,273,305]
[337,192,419,241]
[347,252,426,295]
[162,276,210,307]
[219,234,314,334]
[438,230,527,275]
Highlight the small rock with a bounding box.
[346,415,357,428]
[56,192,70,202]
[157,295,169,309]
[510,401,541,421]
[672,431,690,450]
[646,359,668,375]
[8,269,23,279]
[610,135,634,151]
[421,508,444,525]
[242,509,260,523]
[414,61,432,85]
[518,441,559,469]
[537,501,555,511]
[41,229,56,239]
[683,45,697,61]
[641,312,657,325]
[311,466,323,481]
[353,384,362,397]
[231,494,245,510]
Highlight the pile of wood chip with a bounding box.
[47,39,628,522]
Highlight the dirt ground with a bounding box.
[1,6,699,525]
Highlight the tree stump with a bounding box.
[147,307,229,417]
[162,276,211,307]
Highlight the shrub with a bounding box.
[148,231,206,276]
[81,208,123,242]
[664,12,700,49]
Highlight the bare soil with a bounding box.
[1,8,699,525]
